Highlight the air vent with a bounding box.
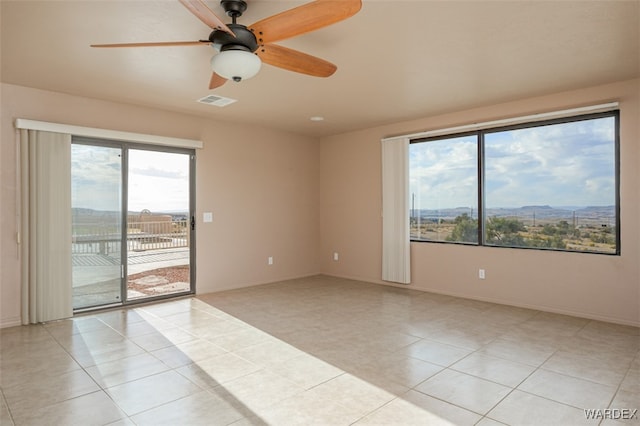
[197,94,237,107]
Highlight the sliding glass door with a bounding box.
[126,149,192,301]
[71,144,124,309]
[71,140,195,310]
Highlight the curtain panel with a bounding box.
[19,130,73,324]
[381,136,410,284]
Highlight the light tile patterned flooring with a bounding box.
[1,275,638,426]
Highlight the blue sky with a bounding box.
[410,116,616,209]
[128,149,189,212]
[410,134,478,211]
[72,145,190,213]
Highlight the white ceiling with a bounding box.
[2,0,639,137]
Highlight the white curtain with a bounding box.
[19,130,73,324]
[381,136,410,284]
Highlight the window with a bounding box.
[409,111,619,254]
[410,134,478,243]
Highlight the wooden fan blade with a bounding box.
[257,44,337,77]
[209,72,228,89]
[91,41,210,48]
[249,0,362,44]
[179,0,235,35]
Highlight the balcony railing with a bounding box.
[72,219,189,255]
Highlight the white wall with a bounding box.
[319,79,640,326]
[0,83,320,327]
[2,79,638,328]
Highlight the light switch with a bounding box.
[203,212,213,223]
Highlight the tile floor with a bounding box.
[1,275,638,426]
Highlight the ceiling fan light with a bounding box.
[211,50,261,82]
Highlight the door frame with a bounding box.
[72,137,196,310]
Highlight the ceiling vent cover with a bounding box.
[197,94,237,107]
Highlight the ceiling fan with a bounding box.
[91,0,362,89]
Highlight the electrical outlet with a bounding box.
[333,252,339,261]
[479,269,486,279]
[268,257,273,265]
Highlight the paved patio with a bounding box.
[72,247,190,308]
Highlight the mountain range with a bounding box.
[412,205,615,225]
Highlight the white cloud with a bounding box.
[410,136,478,209]
[128,150,189,212]
[72,145,190,213]
[72,144,122,212]
[410,116,616,209]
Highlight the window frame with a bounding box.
[410,110,621,255]
[409,131,480,245]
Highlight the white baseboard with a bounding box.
[196,271,322,294]
[323,273,640,328]
[1,316,22,329]
[421,287,640,328]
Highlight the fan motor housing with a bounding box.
[209,23,258,53]
[220,0,247,18]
